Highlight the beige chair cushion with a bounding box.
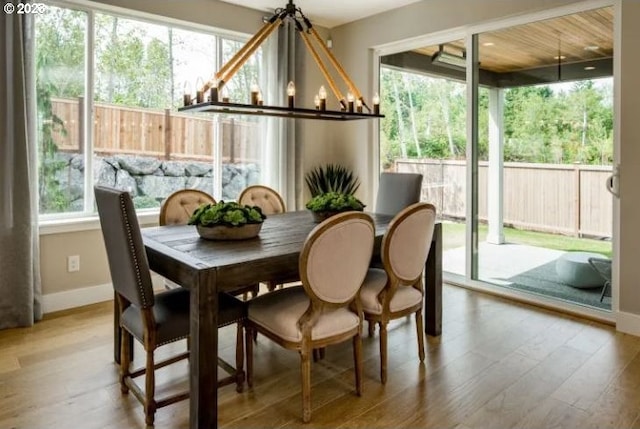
[306,218,374,304]
[360,268,422,315]
[387,209,435,281]
[248,287,359,343]
[160,190,215,226]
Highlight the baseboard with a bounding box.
[42,274,165,314]
[616,311,640,337]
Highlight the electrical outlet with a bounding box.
[67,255,80,272]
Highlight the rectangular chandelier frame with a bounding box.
[178,0,383,121]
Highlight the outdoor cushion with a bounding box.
[555,251,606,289]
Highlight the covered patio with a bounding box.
[444,241,610,310]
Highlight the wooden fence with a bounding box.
[50,97,261,163]
[395,159,613,238]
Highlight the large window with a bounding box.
[35,3,271,216]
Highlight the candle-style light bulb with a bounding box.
[319,85,327,99]
[183,81,192,106]
[314,95,320,110]
[287,81,296,97]
[347,92,355,112]
[209,79,219,103]
[318,85,327,111]
[287,81,295,108]
[356,98,363,113]
[373,92,380,115]
[251,82,260,105]
[257,91,264,106]
[195,77,204,103]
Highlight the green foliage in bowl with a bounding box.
[188,201,266,227]
[305,192,365,213]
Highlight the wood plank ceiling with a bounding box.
[413,7,613,74]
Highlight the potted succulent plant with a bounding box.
[305,164,361,197]
[304,164,364,222]
[188,201,266,240]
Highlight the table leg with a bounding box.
[190,270,218,429]
[425,223,442,336]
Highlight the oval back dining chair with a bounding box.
[95,186,247,426]
[238,185,286,215]
[159,188,215,225]
[360,202,436,384]
[245,211,375,423]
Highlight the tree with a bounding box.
[35,6,86,213]
[380,65,613,168]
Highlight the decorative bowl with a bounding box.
[310,210,343,223]
[196,223,262,240]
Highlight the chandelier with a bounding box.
[179,0,382,121]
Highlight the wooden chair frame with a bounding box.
[245,212,374,423]
[365,203,436,383]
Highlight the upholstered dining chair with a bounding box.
[370,172,424,278]
[238,185,291,292]
[375,172,423,216]
[95,186,247,426]
[159,188,216,225]
[360,202,436,384]
[238,185,286,215]
[245,212,375,423]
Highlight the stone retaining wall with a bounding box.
[48,153,260,210]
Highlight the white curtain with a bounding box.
[0,10,43,328]
[261,20,302,210]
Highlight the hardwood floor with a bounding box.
[1,284,639,429]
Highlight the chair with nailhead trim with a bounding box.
[95,186,247,426]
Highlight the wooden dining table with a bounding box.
[135,210,442,429]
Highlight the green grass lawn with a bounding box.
[442,222,612,258]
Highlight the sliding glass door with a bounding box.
[471,7,614,311]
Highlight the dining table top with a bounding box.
[142,210,395,290]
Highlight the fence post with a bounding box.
[164,109,171,160]
[78,96,84,154]
[229,118,235,164]
[574,162,581,237]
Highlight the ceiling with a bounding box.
[413,7,613,74]
[217,0,424,28]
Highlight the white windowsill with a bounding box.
[39,210,160,235]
